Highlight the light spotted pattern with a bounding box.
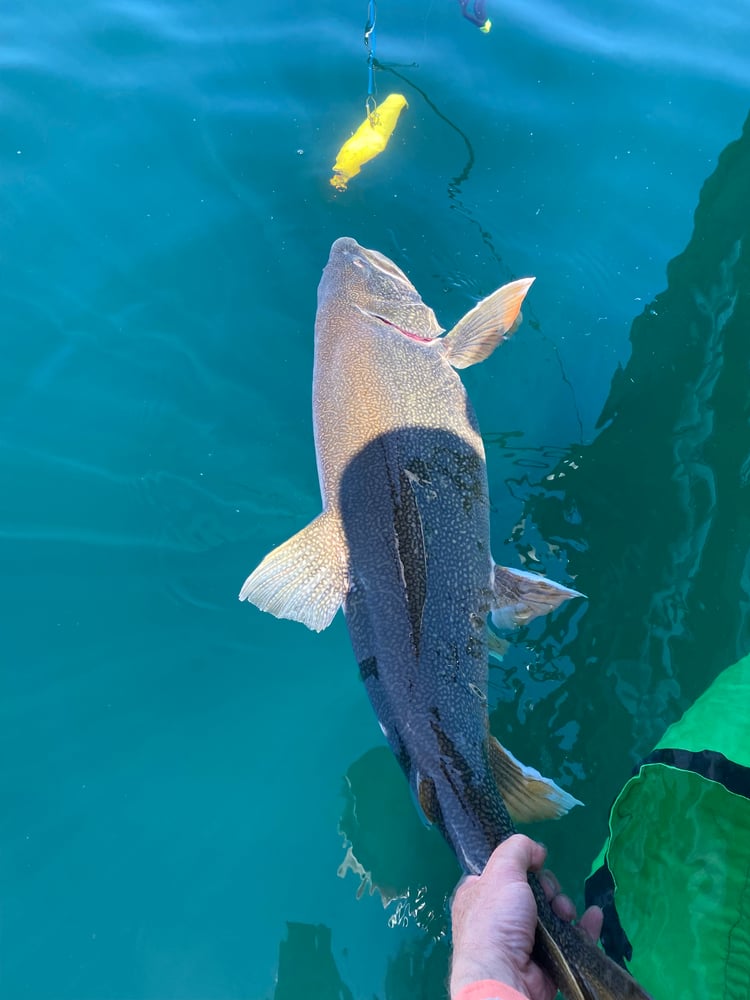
[240,239,651,1000]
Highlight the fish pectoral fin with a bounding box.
[489,736,582,823]
[490,565,584,629]
[442,277,535,369]
[238,510,348,632]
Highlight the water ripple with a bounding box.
[505,0,750,87]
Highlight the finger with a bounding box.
[527,838,548,873]
[484,834,547,880]
[539,870,577,922]
[550,891,577,923]
[539,870,561,900]
[578,905,604,942]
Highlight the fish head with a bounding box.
[319,238,444,341]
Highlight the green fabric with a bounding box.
[654,652,750,765]
[607,765,750,999]
[593,652,750,999]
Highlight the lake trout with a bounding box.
[239,237,651,1000]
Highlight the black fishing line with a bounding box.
[374,57,584,443]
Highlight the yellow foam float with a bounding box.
[330,93,408,192]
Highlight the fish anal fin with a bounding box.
[491,564,584,629]
[489,736,582,823]
[443,277,535,369]
[417,775,440,825]
[238,510,348,632]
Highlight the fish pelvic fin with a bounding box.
[490,565,584,629]
[417,775,441,825]
[238,510,348,632]
[487,630,510,661]
[489,736,582,823]
[442,277,535,369]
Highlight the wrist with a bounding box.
[450,959,528,999]
[451,977,530,1000]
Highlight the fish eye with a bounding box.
[352,256,365,270]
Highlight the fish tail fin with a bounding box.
[489,736,582,823]
[442,277,535,369]
[238,510,349,632]
[531,876,653,1000]
[490,564,584,629]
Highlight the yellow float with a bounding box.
[330,93,408,192]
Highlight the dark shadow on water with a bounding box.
[384,933,452,1000]
[338,746,459,936]
[274,923,353,1000]
[273,913,451,1000]
[520,108,750,756]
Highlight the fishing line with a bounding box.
[364,0,378,115]
[360,1,583,440]
[374,58,584,441]
[374,58,475,204]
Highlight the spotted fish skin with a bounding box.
[340,424,512,872]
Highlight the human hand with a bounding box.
[450,834,603,1000]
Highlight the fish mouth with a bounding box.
[363,309,434,343]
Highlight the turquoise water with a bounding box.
[2,1,749,997]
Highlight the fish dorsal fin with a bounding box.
[490,564,583,629]
[238,510,348,632]
[489,736,582,823]
[443,277,535,369]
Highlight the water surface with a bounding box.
[1,1,749,997]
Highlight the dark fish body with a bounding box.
[240,238,651,1000]
[340,423,513,872]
